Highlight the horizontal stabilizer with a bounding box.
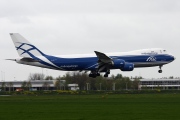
[20,57,40,62]
[5,59,16,61]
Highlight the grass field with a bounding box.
[0,94,180,120]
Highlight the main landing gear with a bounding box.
[158,66,163,73]
[104,71,110,78]
[89,71,100,78]
[89,70,110,78]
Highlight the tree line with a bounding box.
[29,72,141,90]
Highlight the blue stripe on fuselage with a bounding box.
[44,55,98,70]
[42,54,174,71]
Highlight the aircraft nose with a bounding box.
[174,56,176,60]
[172,56,176,61]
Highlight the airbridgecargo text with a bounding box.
[60,65,78,68]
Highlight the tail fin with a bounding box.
[10,33,45,58]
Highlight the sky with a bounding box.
[0,0,180,81]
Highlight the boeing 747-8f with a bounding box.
[8,33,175,78]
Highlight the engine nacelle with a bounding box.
[112,59,125,69]
[121,62,134,71]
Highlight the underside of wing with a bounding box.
[94,51,112,72]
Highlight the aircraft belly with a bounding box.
[57,61,96,71]
[134,61,169,68]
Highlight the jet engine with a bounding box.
[121,62,134,71]
[112,59,125,69]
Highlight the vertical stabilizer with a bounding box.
[10,33,45,57]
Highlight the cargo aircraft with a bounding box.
[7,33,175,78]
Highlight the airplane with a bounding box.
[7,33,175,78]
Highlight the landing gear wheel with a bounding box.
[89,74,93,77]
[104,74,108,77]
[158,70,162,73]
[106,71,110,74]
[89,74,97,78]
[158,66,163,73]
[96,73,100,76]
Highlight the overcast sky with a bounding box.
[0,0,180,81]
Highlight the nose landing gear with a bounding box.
[158,66,163,73]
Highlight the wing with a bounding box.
[94,51,112,72]
[94,51,112,63]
